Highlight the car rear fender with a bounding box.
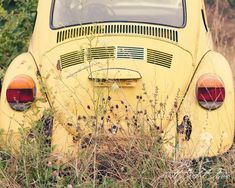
[175,51,234,158]
[0,53,51,146]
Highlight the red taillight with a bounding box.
[196,74,225,110]
[197,88,225,102]
[7,89,34,103]
[6,75,36,111]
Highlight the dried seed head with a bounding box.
[174,101,178,108]
[76,126,81,132]
[67,123,73,127]
[144,110,147,115]
[72,136,80,143]
[110,125,118,134]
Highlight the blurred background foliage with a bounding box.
[0,0,37,80]
[228,0,235,6]
[0,0,234,80]
[206,0,235,6]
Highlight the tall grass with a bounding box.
[0,119,235,187]
[207,0,235,72]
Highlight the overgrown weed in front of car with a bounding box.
[0,92,235,187]
[0,130,234,187]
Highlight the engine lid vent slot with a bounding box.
[60,50,84,69]
[117,46,144,60]
[57,25,104,43]
[87,46,115,61]
[147,49,173,69]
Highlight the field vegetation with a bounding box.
[0,0,235,187]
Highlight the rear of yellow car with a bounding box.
[0,0,234,159]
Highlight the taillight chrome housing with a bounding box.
[6,75,36,111]
[196,74,225,110]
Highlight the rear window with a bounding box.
[52,0,185,29]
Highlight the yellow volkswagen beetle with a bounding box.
[0,0,234,159]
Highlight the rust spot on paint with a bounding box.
[177,115,192,141]
[56,60,62,71]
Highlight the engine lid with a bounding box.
[39,36,194,140]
